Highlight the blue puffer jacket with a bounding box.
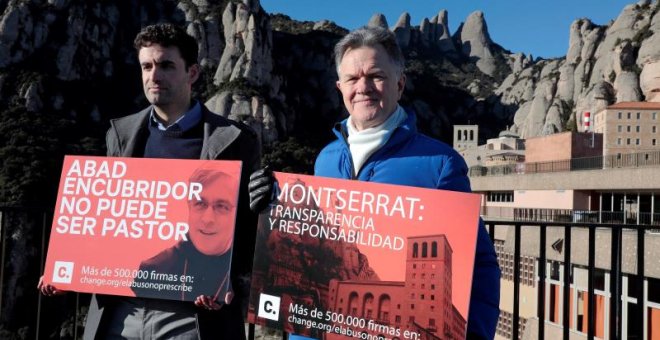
[314,111,501,339]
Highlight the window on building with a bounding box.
[618,112,623,119]
[654,112,658,120]
[637,112,641,119]
[618,125,622,132]
[593,269,605,291]
[627,138,631,145]
[654,126,658,133]
[627,125,631,132]
[628,112,632,119]
[457,130,462,140]
[410,304,415,310]
[487,191,514,202]
[412,243,418,258]
[550,261,560,280]
[381,311,389,322]
[648,277,660,303]
[422,242,428,258]
[617,138,622,145]
[431,294,435,300]
[431,284,435,290]
[420,294,424,300]
[636,126,640,132]
[636,138,640,145]
[653,139,657,146]
[432,242,437,257]
[395,315,401,323]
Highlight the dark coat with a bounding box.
[131,239,232,302]
[84,105,260,340]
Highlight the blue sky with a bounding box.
[261,0,638,59]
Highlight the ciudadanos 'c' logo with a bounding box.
[52,261,74,284]
[258,293,281,321]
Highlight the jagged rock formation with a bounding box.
[214,0,271,86]
[434,10,456,53]
[455,11,499,77]
[392,12,411,49]
[499,0,660,137]
[2,0,660,337]
[209,0,279,145]
[368,13,388,29]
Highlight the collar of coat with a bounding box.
[109,104,242,160]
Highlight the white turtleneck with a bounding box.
[346,105,407,175]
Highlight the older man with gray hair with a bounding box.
[319,25,500,339]
[250,25,501,340]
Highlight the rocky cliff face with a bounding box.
[499,0,660,137]
[1,0,660,337]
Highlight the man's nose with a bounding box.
[201,206,214,223]
[149,67,163,82]
[355,77,373,93]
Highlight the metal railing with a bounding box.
[485,220,652,340]
[482,206,660,226]
[1,205,655,339]
[470,149,660,177]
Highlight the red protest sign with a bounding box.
[43,156,242,302]
[248,172,480,339]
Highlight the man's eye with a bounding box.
[213,203,232,214]
[193,201,208,210]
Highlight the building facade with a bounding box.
[468,113,660,339]
[453,125,479,151]
[326,235,466,340]
[594,102,660,157]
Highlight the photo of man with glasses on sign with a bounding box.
[132,167,239,307]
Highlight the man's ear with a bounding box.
[188,64,200,85]
[397,73,406,98]
[336,80,341,91]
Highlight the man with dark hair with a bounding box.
[251,25,501,340]
[40,23,260,339]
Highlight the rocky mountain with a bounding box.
[1,0,659,337]
[0,0,522,206]
[500,0,660,137]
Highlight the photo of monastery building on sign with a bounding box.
[325,235,466,340]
